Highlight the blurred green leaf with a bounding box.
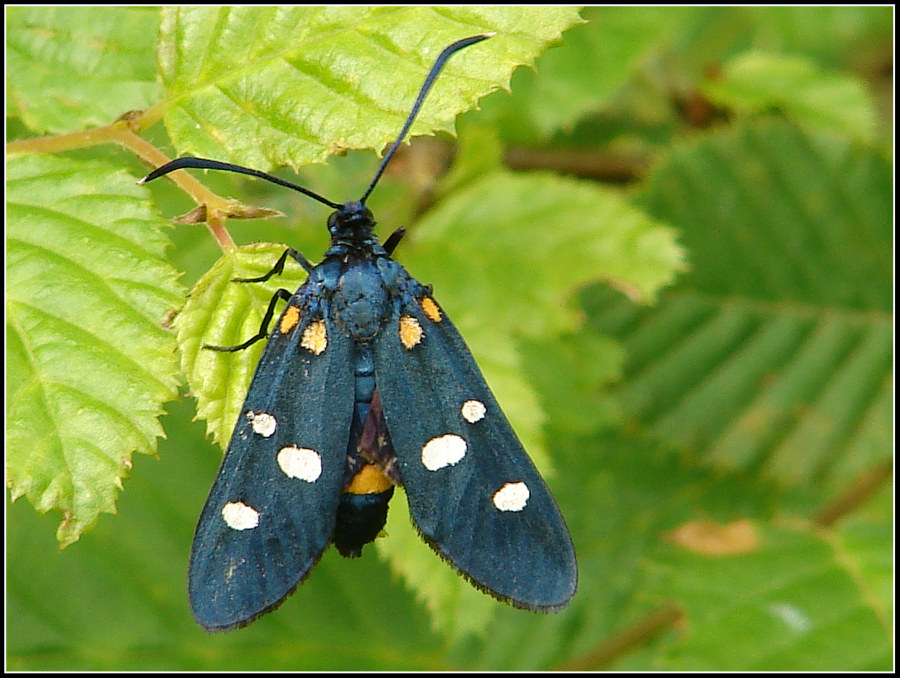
[475,6,696,141]
[743,6,894,67]
[703,52,877,142]
[640,120,891,310]
[519,330,625,437]
[411,170,686,327]
[447,431,780,670]
[404,163,684,480]
[582,121,892,493]
[646,526,891,670]
[838,486,894,623]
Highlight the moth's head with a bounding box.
[328,200,376,246]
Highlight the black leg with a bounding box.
[204,288,293,352]
[233,248,313,283]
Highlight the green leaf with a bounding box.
[518,330,625,437]
[837,487,893,623]
[411,170,686,328]
[743,6,894,67]
[157,6,583,170]
[176,244,307,446]
[647,525,891,670]
[445,431,779,670]
[6,6,162,134]
[6,154,184,546]
[378,492,501,642]
[585,120,892,492]
[703,51,877,142]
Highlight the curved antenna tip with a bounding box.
[360,34,492,203]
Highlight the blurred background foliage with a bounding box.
[6,6,893,670]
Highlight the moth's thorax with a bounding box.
[315,254,406,342]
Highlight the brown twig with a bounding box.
[553,602,684,671]
[813,461,893,528]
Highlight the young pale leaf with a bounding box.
[6,154,184,547]
[176,244,308,447]
[157,6,583,169]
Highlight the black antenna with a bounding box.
[141,157,342,209]
[359,33,493,203]
[140,34,492,208]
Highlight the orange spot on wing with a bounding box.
[279,305,301,334]
[420,296,442,322]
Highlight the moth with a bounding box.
[143,34,576,632]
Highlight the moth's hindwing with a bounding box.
[373,292,577,610]
[189,296,355,631]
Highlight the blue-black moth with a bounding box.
[143,34,576,632]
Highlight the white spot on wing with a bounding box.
[399,315,424,349]
[221,501,260,530]
[493,482,530,511]
[460,399,486,423]
[421,434,467,471]
[301,320,327,354]
[248,411,277,437]
[278,446,322,482]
